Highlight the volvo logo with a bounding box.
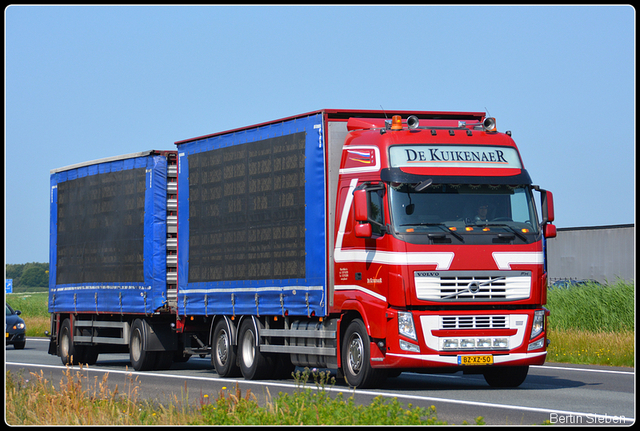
[467,281,481,294]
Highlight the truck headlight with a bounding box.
[530,310,545,340]
[398,312,417,340]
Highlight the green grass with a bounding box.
[546,279,634,333]
[546,328,633,367]
[6,367,477,425]
[545,280,634,367]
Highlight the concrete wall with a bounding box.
[546,224,635,284]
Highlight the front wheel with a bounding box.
[483,366,529,388]
[341,319,386,388]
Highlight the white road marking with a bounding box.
[6,359,634,424]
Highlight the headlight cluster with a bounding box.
[398,312,420,352]
[530,309,545,340]
[528,309,546,351]
[398,312,417,340]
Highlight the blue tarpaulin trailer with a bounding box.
[49,150,175,315]
[174,112,327,318]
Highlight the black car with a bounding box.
[6,304,26,349]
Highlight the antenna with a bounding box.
[380,105,388,120]
[380,105,391,129]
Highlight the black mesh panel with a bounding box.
[56,168,146,284]
[188,132,306,282]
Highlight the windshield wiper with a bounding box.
[401,222,464,242]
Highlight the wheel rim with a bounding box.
[216,330,229,365]
[347,332,364,376]
[241,329,255,369]
[60,328,70,360]
[131,329,142,362]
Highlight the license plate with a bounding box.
[458,354,493,366]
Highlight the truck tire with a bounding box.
[483,366,529,388]
[130,319,157,371]
[341,319,386,388]
[59,318,78,365]
[237,318,272,380]
[58,318,98,365]
[212,320,240,377]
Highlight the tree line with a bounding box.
[6,262,49,288]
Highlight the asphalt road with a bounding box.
[6,338,635,425]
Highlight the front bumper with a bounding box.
[6,331,26,345]
[372,308,547,370]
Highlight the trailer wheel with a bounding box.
[59,318,78,365]
[130,319,156,371]
[341,319,386,388]
[483,366,529,388]
[59,319,99,366]
[238,319,271,380]
[212,320,240,377]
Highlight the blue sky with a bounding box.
[5,5,635,264]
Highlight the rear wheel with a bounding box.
[237,319,272,380]
[212,320,240,377]
[341,319,386,388]
[59,319,99,365]
[483,366,529,388]
[59,318,77,365]
[130,319,156,371]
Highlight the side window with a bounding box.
[368,188,385,236]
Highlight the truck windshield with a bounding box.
[388,183,539,238]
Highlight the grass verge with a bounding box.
[6,367,483,425]
[546,328,634,367]
[545,280,634,367]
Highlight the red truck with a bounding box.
[48,110,555,388]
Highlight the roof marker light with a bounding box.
[391,115,403,130]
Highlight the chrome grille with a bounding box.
[441,315,508,329]
[415,270,531,302]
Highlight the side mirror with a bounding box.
[353,189,372,238]
[353,189,369,222]
[544,223,557,239]
[541,190,555,224]
[355,222,373,238]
